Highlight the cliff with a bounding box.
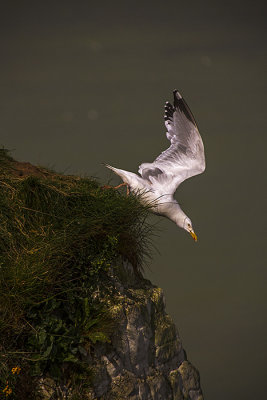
[87,261,203,400]
[39,260,203,400]
[0,149,202,399]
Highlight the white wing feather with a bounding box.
[138,90,205,195]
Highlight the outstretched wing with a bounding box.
[138,90,205,195]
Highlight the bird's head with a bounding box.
[183,217,197,242]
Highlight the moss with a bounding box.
[155,314,177,347]
[154,314,181,363]
[108,371,136,399]
[168,369,184,400]
[178,361,202,399]
[151,287,165,312]
[108,303,125,320]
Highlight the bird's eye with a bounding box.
[188,223,190,227]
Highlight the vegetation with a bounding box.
[0,149,154,399]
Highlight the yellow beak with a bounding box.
[189,230,198,242]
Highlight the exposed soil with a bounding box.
[9,161,53,178]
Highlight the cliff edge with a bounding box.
[0,149,203,399]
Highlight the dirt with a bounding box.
[10,161,52,178]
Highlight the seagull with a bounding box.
[104,90,205,241]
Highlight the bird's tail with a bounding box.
[103,163,125,180]
[103,163,117,173]
[103,163,135,185]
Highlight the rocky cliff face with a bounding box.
[86,261,203,400]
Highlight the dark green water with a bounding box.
[1,2,266,399]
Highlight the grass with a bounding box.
[0,148,155,399]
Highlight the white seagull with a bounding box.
[105,90,206,241]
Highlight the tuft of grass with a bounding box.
[0,149,155,398]
[0,147,14,162]
[0,148,15,175]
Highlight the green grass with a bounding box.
[0,149,155,399]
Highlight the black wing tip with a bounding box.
[173,89,182,100]
[172,90,198,128]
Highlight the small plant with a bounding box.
[0,366,21,398]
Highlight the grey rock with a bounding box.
[90,261,204,400]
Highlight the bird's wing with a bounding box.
[138,90,205,195]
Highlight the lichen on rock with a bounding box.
[87,260,203,400]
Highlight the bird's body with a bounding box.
[105,90,206,241]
